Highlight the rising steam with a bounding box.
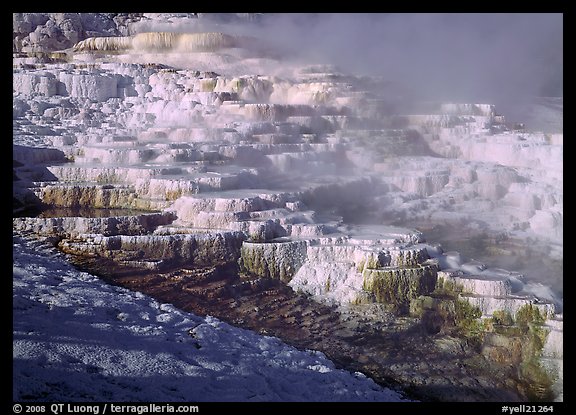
[198,13,562,107]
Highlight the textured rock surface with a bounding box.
[13,13,563,402]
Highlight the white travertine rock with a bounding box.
[440,103,495,117]
[450,274,512,297]
[46,165,161,184]
[464,295,555,320]
[73,36,133,52]
[136,177,200,200]
[59,231,246,267]
[383,170,450,197]
[13,13,127,53]
[543,317,563,359]
[12,212,175,237]
[13,145,67,165]
[12,17,563,402]
[288,223,336,237]
[240,240,308,282]
[58,71,118,101]
[151,32,236,51]
[529,210,563,240]
[460,138,563,171]
[231,219,287,241]
[73,32,241,53]
[13,72,58,97]
[305,244,364,263]
[289,261,363,305]
[33,184,138,209]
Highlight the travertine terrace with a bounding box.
[13,13,563,402]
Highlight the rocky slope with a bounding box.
[13,13,563,402]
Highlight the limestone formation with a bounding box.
[13,13,563,402]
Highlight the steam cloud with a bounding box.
[193,13,562,108]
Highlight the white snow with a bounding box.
[12,13,563,403]
[12,233,411,402]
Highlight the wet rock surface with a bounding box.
[13,13,562,402]
[63,253,538,402]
